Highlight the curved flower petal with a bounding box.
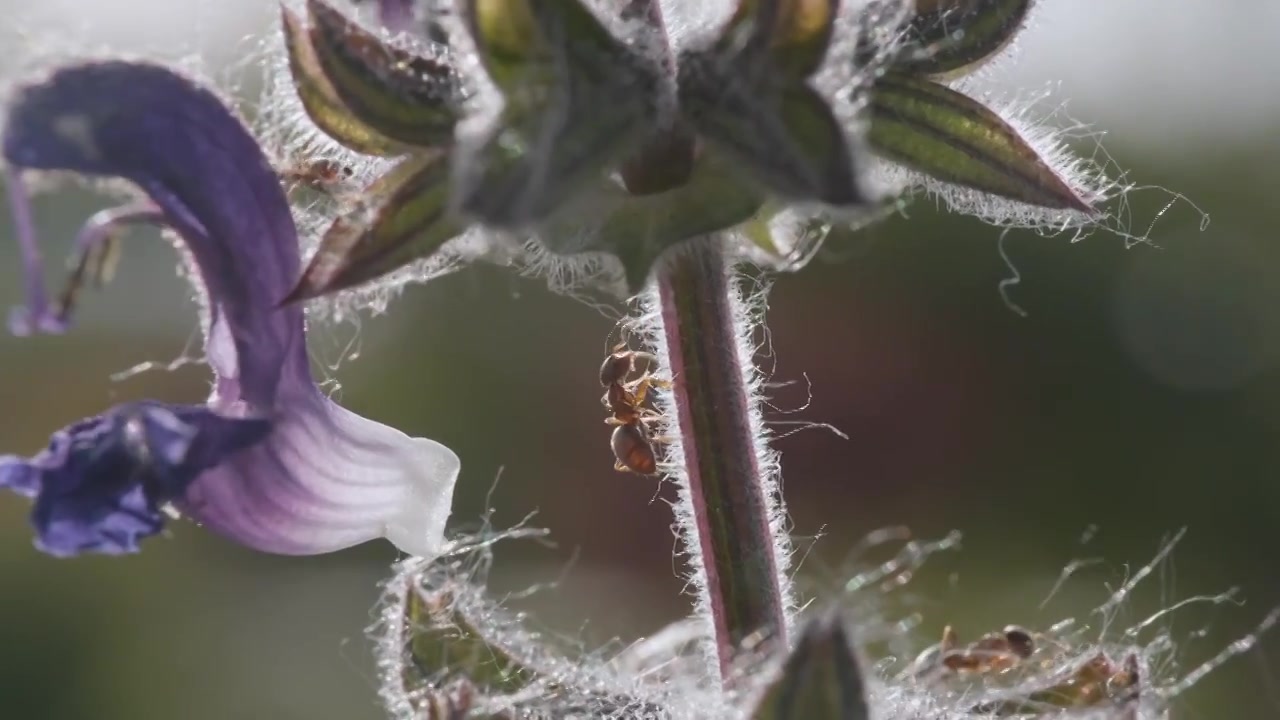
[2,61,459,557]
[184,390,458,556]
[0,404,271,557]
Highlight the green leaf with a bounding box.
[896,0,1033,78]
[725,0,840,78]
[281,7,404,156]
[680,75,868,207]
[750,610,870,720]
[738,204,834,269]
[678,0,869,208]
[306,0,462,150]
[402,584,535,695]
[542,153,766,292]
[454,0,657,228]
[454,88,646,228]
[463,0,555,92]
[868,72,1094,212]
[284,153,462,302]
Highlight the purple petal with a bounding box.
[0,403,270,557]
[185,389,459,557]
[4,166,66,336]
[2,61,459,557]
[3,61,303,405]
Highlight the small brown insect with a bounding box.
[599,342,669,475]
[278,158,355,194]
[913,622,1142,715]
[973,650,1141,715]
[939,624,1035,673]
[912,624,1037,679]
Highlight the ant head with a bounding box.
[599,351,634,387]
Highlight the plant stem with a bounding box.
[653,240,789,680]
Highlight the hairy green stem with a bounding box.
[655,240,787,679]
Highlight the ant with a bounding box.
[599,342,671,475]
[277,158,355,194]
[911,623,1141,714]
[909,624,1036,681]
[937,624,1035,673]
[972,651,1140,714]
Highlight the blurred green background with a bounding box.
[3,1,1280,718]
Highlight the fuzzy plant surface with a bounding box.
[0,1,1272,719]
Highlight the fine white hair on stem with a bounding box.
[631,280,717,683]
[629,251,797,688]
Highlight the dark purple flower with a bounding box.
[1,61,459,557]
[0,403,271,556]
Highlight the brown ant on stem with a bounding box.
[599,342,671,475]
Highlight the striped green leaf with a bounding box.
[750,611,870,720]
[305,0,462,150]
[285,153,462,301]
[281,7,403,156]
[869,73,1093,212]
[896,0,1034,78]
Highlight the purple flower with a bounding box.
[0,61,460,557]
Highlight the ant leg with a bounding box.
[636,409,664,425]
[630,376,652,406]
[635,416,673,445]
[941,626,958,653]
[278,159,357,196]
[625,373,673,403]
[648,377,674,390]
[630,351,659,367]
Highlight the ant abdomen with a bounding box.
[611,423,657,475]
